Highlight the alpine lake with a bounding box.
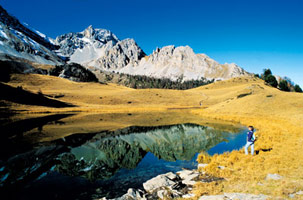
[0,111,247,200]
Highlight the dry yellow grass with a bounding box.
[6,73,206,113]
[3,73,303,199]
[189,77,303,199]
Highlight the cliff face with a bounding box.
[54,26,248,82]
[0,5,249,82]
[115,46,249,81]
[54,25,121,64]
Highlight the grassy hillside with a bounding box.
[4,73,209,113]
[1,73,303,199]
[190,77,303,199]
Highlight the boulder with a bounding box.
[289,190,303,198]
[198,163,208,168]
[143,172,179,193]
[182,193,196,198]
[102,188,146,200]
[157,190,168,199]
[266,173,282,180]
[177,169,200,185]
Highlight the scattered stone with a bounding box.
[198,163,208,168]
[182,193,195,198]
[101,188,146,200]
[218,166,225,170]
[225,193,268,200]
[143,172,179,193]
[266,173,283,180]
[199,195,225,200]
[199,193,268,200]
[157,190,168,199]
[177,169,200,185]
[296,191,303,195]
[104,169,230,200]
[154,189,182,199]
[177,169,193,179]
[289,190,303,199]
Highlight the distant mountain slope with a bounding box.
[55,25,146,68]
[57,26,248,81]
[115,45,249,81]
[0,5,63,65]
[0,5,249,82]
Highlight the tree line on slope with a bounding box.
[255,69,302,93]
[99,71,215,90]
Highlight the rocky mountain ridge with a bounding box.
[0,5,63,65]
[54,25,120,64]
[55,26,249,81]
[0,5,249,82]
[116,45,248,81]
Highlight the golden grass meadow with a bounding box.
[3,73,303,199]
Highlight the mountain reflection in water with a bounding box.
[0,113,246,200]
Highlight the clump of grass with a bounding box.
[197,152,212,164]
[193,181,224,197]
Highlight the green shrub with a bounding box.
[262,69,272,79]
[279,80,290,92]
[294,84,303,93]
[264,75,278,88]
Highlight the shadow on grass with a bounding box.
[0,82,74,108]
[255,148,273,155]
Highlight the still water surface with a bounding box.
[0,113,247,199]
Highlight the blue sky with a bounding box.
[1,0,303,86]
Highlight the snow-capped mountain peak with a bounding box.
[0,4,249,82]
[83,25,94,38]
[55,25,120,64]
[0,5,63,65]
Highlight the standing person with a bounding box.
[245,126,256,155]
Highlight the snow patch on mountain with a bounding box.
[0,23,62,65]
[0,5,63,65]
[55,25,119,64]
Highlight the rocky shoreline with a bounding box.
[98,163,303,200]
[99,168,202,200]
[98,164,267,200]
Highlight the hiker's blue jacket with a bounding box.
[247,131,255,142]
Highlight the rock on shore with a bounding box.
[99,168,269,200]
[99,169,200,200]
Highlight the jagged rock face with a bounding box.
[0,6,63,65]
[117,45,249,81]
[48,63,98,82]
[86,44,248,82]
[53,26,248,82]
[0,5,249,81]
[55,25,120,64]
[90,38,146,70]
